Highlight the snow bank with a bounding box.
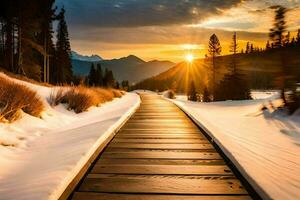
[0,73,140,199]
[170,93,300,200]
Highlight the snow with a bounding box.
[169,91,300,200]
[0,73,140,200]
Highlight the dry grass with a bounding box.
[49,86,124,113]
[0,68,52,87]
[0,76,44,122]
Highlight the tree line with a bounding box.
[0,0,72,84]
[86,63,130,91]
[188,5,300,114]
[188,32,251,102]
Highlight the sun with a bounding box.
[185,54,194,63]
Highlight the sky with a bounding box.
[56,0,300,62]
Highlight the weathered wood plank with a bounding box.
[101,151,221,159]
[73,192,251,200]
[79,174,247,195]
[96,159,226,165]
[123,125,197,129]
[107,143,213,150]
[118,129,203,134]
[72,192,252,200]
[91,165,232,175]
[115,135,203,139]
[112,138,210,144]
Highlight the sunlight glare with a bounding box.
[185,54,194,63]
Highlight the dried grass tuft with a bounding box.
[0,76,44,122]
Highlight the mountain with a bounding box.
[71,51,102,62]
[133,46,300,92]
[72,55,175,83]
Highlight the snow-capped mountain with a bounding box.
[71,51,102,62]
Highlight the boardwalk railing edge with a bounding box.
[58,95,141,200]
[165,97,267,200]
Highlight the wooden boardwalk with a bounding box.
[70,93,253,200]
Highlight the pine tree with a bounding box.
[215,32,251,101]
[55,7,73,84]
[88,63,96,86]
[202,86,210,102]
[250,44,254,53]
[188,80,197,101]
[269,6,287,48]
[121,80,130,91]
[266,40,271,50]
[208,34,221,100]
[103,68,115,87]
[115,81,120,89]
[245,42,250,53]
[269,5,288,104]
[296,29,300,45]
[283,32,290,47]
[95,63,103,86]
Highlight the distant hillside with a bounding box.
[133,46,300,92]
[72,55,175,83]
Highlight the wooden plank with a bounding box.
[107,143,214,150]
[96,159,226,165]
[124,123,196,128]
[115,135,203,139]
[91,165,233,175]
[120,128,201,132]
[116,133,204,137]
[101,151,221,159]
[105,148,215,153]
[112,138,210,144]
[118,129,203,134]
[131,116,187,120]
[72,192,252,200]
[79,174,247,195]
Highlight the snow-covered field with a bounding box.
[170,91,300,200]
[0,73,140,200]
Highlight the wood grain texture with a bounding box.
[73,192,252,200]
[79,174,247,195]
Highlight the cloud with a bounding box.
[56,0,244,28]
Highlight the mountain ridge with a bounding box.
[71,52,175,83]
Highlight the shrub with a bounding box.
[49,86,124,113]
[49,87,66,106]
[165,90,176,99]
[0,76,44,122]
[64,88,96,113]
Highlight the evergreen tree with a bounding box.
[269,6,287,48]
[103,68,115,87]
[215,32,251,101]
[266,40,271,50]
[95,63,103,86]
[55,7,73,84]
[121,80,130,91]
[115,81,120,89]
[187,80,197,101]
[245,42,250,53]
[208,34,221,100]
[297,29,300,45]
[202,86,210,102]
[269,5,288,104]
[250,44,254,53]
[88,63,96,86]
